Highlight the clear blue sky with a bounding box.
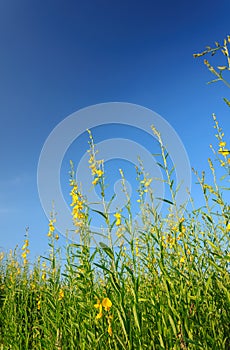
[0,0,230,258]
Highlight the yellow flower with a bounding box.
[37,299,41,310]
[218,148,230,156]
[21,248,30,260]
[48,219,56,237]
[55,234,59,240]
[96,169,103,177]
[144,179,152,187]
[180,256,185,263]
[42,272,46,281]
[94,299,103,319]
[108,324,112,336]
[141,178,152,192]
[102,297,112,311]
[219,141,226,147]
[22,239,29,250]
[96,307,103,319]
[203,184,211,189]
[90,164,97,175]
[114,212,121,226]
[21,239,30,265]
[227,223,230,232]
[94,297,112,319]
[49,222,55,232]
[92,177,99,186]
[88,154,94,164]
[187,249,191,255]
[70,181,85,226]
[94,299,101,309]
[21,251,27,259]
[58,288,64,301]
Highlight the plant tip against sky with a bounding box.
[0,1,230,256]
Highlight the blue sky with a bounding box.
[0,0,230,258]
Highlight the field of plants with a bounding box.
[0,38,229,349]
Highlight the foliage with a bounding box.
[0,37,229,349]
[193,35,230,106]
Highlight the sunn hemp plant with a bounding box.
[0,36,229,349]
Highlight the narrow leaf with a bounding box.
[99,242,114,260]
[91,209,108,220]
[156,197,174,205]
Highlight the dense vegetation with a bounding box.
[0,37,229,350]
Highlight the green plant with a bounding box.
[0,36,229,349]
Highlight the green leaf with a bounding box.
[91,209,108,220]
[156,197,174,205]
[110,273,121,293]
[223,97,230,107]
[170,179,174,190]
[99,242,114,260]
[124,264,135,285]
[205,214,213,224]
[165,151,169,160]
[220,174,228,181]
[168,314,177,337]
[169,165,175,177]
[156,162,165,170]
[106,193,116,211]
[116,308,129,345]
[207,78,221,84]
[133,304,141,332]
[93,262,111,274]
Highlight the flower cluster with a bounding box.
[58,288,64,301]
[47,219,55,237]
[114,212,122,226]
[94,297,113,336]
[41,261,47,282]
[37,296,41,310]
[136,160,153,204]
[140,177,152,192]
[87,129,104,186]
[47,218,59,240]
[21,239,30,265]
[70,180,85,228]
[218,141,230,157]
